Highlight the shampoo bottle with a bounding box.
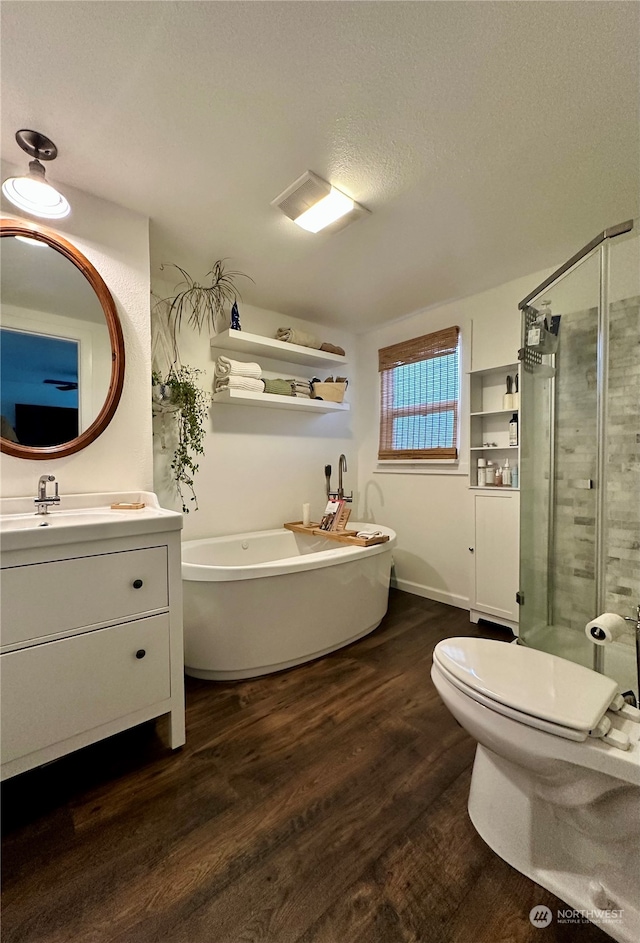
[503,459,511,487]
[509,413,519,446]
[486,461,495,486]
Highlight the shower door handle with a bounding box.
[569,479,594,489]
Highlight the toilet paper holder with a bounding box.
[586,606,640,642]
[586,607,640,708]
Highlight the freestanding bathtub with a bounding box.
[182,523,396,680]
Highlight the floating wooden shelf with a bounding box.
[212,389,349,412]
[284,521,389,547]
[211,329,348,368]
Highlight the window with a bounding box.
[378,326,460,461]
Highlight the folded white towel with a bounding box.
[215,376,265,393]
[276,327,322,350]
[215,355,262,379]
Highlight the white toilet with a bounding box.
[431,637,640,943]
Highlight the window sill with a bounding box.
[375,461,468,476]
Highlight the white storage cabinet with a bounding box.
[468,361,520,634]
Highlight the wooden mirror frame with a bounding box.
[0,218,125,459]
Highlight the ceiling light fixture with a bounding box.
[272,171,369,234]
[2,130,70,220]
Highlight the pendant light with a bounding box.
[2,130,70,219]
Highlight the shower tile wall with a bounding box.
[552,305,597,635]
[606,296,640,638]
[552,296,640,644]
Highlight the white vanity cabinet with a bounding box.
[0,494,185,780]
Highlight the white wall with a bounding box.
[151,286,356,541]
[0,164,152,498]
[354,265,554,609]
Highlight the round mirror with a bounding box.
[0,219,124,459]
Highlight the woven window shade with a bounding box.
[378,326,460,460]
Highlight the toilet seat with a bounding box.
[433,637,619,742]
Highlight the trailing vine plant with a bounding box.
[152,365,209,514]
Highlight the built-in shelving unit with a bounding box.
[210,330,347,368]
[467,360,521,634]
[210,329,350,413]
[469,362,520,490]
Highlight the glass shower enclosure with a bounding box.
[517,219,639,702]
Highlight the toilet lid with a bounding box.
[433,637,619,733]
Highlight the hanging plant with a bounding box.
[152,365,209,514]
[156,259,253,353]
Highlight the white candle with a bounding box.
[302,503,311,526]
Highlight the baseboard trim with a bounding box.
[393,578,469,611]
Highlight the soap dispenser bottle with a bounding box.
[536,299,552,329]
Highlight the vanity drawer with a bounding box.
[1,547,168,646]
[0,614,171,765]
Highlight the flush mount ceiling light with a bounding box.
[271,171,369,234]
[2,130,70,220]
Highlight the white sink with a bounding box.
[0,492,182,553]
[0,509,117,531]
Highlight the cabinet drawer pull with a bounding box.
[135,649,146,659]
[132,579,144,589]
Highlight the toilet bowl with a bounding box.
[431,637,640,943]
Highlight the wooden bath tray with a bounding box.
[284,521,389,547]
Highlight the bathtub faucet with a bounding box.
[337,454,353,503]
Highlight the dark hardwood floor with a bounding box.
[2,591,610,943]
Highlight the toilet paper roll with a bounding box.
[585,613,627,645]
[302,503,311,527]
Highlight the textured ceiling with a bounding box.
[1,1,638,332]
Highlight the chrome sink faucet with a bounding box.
[34,474,60,515]
[337,454,353,502]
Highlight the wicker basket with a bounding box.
[311,381,347,403]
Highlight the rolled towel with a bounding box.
[292,380,311,395]
[320,342,346,356]
[263,378,298,396]
[215,355,262,379]
[215,376,265,393]
[276,327,322,350]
